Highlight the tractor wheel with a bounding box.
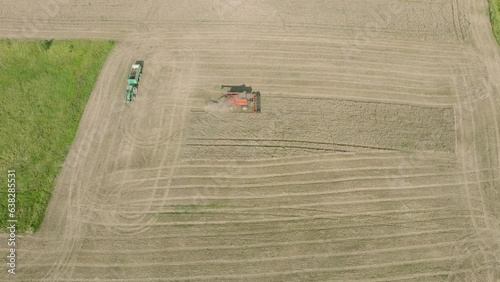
[242,105,249,111]
[133,87,138,98]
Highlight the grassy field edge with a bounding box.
[489,0,500,44]
[0,39,115,233]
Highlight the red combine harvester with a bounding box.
[218,84,261,113]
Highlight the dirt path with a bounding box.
[1,0,499,281]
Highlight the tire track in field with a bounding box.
[33,242,464,268]
[93,42,198,236]
[80,216,474,242]
[89,164,466,193]
[119,182,481,209]
[106,37,176,236]
[86,228,475,259]
[74,227,466,254]
[83,213,474,229]
[85,207,459,225]
[1,0,495,279]
[195,72,450,94]
[111,151,456,175]
[172,163,455,179]
[73,151,455,191]
[68,38,161,239]
[447,0,500,277]
[106,170,469,189]
[62,256,466,281]
[98,172,467,199]
[36,41,128,280]
[0,15,462,43]
[171,31,466,60]
[177,29,468,104]
[462,47,500,282]
[132,30,464,103]
[162,36,465,60]
[453,64,490,217]
[140,44,199,234]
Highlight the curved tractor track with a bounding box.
[1,0,500,281]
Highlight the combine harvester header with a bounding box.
[216,84,261,113]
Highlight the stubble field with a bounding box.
[1,0,500,281]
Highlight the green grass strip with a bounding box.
[489,0,500,44]
[0,39,115,233]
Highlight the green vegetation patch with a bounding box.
[0,39,115,233]
[489,0,500,44]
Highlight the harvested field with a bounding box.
[1,0,500,281]
[186,98,456,159]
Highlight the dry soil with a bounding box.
[1,0,500,281]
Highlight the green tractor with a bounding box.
[125,60,144,103]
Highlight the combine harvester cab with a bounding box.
[220,84,261,113]
[125,60,144,103]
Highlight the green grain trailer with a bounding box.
[125,60,144,103]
